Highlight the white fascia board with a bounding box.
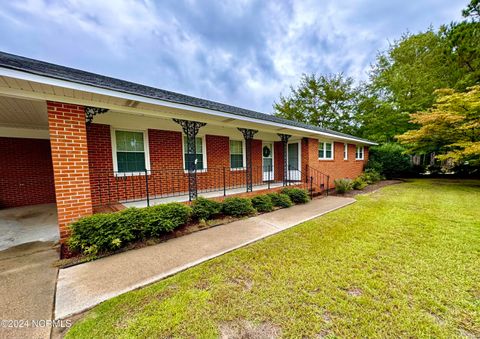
[0,67,377,145]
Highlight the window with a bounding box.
[318,142,334,160]
[356,146,364,160]
[114,130,148,173]
[183,136,204,170]
[344,143,348,160]
[230,140,244,169]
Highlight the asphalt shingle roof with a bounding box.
[0,51,375,144]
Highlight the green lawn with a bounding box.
[66,179,480,338]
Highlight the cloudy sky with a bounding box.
[0,0,465,113]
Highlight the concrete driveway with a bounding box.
[0,241,59,339]
[0,204,60,338]
[0,204,58,251]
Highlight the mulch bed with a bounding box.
[333,179,404,198]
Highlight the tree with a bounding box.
[370,29,459,115]
[441,21,480,90]
[355,84,411,143]
[462,0,480,19]
[273,73,360,134]
[359,20,479,143]
[397,86,480,168]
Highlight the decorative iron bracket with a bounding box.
[238,128,258,192]
[173,119,207,201]
[238,128,258,140]
[173,119,207,136]
[278,133,292,186]
[278,133,291,144]
[85,106,109,124]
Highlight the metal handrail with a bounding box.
[305,164,331,196]
[90,164,330,207]
[91,165,282,207]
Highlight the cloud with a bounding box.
[0,0,466,113]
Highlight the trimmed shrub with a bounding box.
[334,178,353,194]
[116,207,148,239]
[144,203,192,236]
[352,177,368,190]
[191,197,222,220]
[268,193,293,208]
[362,168,384,184]
[251,194,274,212]
[68,203,192,255]
[281,187,310,204]
[68,212,136,255]
[222,197,256,217]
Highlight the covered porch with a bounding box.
[0,94,329,247]
[0,54,339,246]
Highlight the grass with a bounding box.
[66,179,480,338]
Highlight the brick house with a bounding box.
[0,51,376,244]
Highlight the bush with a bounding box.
[251,194,274,212]
[68,203,192,254]
[144,203,192,236]
[115,207,148,239]
[334,178,353,194]
[222,197,256,217]
[191,197,222,220]
[362,168,384,184]
[367,143,413,178]
[268,193,293,208]
[68,211,139,255]
[280,187,310,204]
[352,177,368,190]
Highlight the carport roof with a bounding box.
[0,51,376,145]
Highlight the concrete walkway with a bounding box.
[55,196,355,319]
[0,241,58,339]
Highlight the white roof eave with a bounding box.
[0,67,377,145]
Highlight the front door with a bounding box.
[287,142,301,181]
[262,143,274,181]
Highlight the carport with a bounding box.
[0,95,59,251]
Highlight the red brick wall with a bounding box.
[86,125,268,205]
[0,137,55,208]
[274,141,284,181]
[87,123,116,207]
[86,125,369,205]
[302,139,368,188]
[206,134,229,168]
[47,101,93,242]
[149,129,184,169]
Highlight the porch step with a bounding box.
[93,204,126,214]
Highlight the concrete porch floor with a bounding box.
[123,181,286,208]
[0,203,59,251]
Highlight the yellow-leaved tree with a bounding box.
[397,85,480,168]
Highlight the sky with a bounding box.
[0,0,466,113]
